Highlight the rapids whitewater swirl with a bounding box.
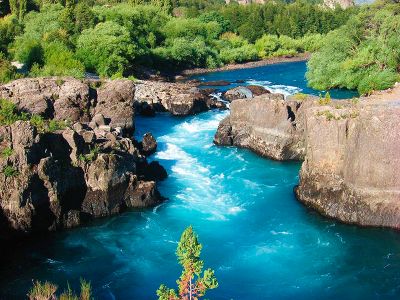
[1,62,400,299]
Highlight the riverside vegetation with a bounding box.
[0,0,355,81]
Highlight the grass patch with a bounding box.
[78,146,100,163]
[2,165,18,177]
[318,92,331,106]
[1,147,13,158]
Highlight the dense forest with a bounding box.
[307,0,400,94]
[0,0,355,81]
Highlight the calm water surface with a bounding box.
[1,62,399,299]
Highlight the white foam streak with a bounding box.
[246,80,302,97]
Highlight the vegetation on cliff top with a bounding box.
[307,0,400,94]
[0,0,355,81]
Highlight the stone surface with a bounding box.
[0,119,166,240]
[214,93,315,160]
[295,101,400,228]
[95,80,136,133]
[141,132,157,156]
[134,80,226,116]
[223,85,271,102]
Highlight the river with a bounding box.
[1,61,400,299]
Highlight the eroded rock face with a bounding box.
[0,78,91,121]
[214,94,315,160]
[223,85,271,102]
[0,119,165,239]
[295,103,400,228]
[95,80,136,133]
[215,87,400,228]
[134,81,226,116]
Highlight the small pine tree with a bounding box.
[156,226,218,300]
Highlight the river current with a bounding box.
[1,61,400,299]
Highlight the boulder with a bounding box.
[223,85,272,102]
[141,132,157,156]
[134,81,219,116]
[95,80,136,133]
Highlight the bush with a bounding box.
[153,37,220,69]
[0,99,27,125]
[219,44,258,64]
[2,165,18,177]
[306,4,400,94]
[29,41,85,78]
[1,146,13,158]
[0,53,17,83]
[76,21,136,77]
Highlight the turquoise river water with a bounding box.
[1,61,400,299]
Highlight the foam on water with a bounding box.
[246,79,302,96]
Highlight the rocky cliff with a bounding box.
[0,77,197,241]
[214,93,317,160]
[215,87,400,228]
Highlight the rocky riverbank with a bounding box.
[0,76,223,241]
[215,86,400,228]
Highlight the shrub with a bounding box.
[0,53,17,83]
[0,98,28,125]
[1,146,13,158]
[307,4,400,94]
[28,281,58,300]
[29,41,85,78]
[2,165,19,177]
[76,21,136,77]
[78,146,100,163]
[28,279,92,300]
[219,44,258,64]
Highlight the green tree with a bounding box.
[156,226,218,300]
[76,21,136,77]
[9,0,27,20]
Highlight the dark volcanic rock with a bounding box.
[95,80,136,133]
[140,132,157,156]
[0,118,164,240]
[200,80,230,86]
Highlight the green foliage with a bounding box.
[0,52,17,83]
[76,21,135,77]
[2,165,18,177]
[0,98,27,125]
[307,3,400,95]
[0,0,356,77]
[154,37,220,69]
[0,14,22,54]
[318,92,331,105]
[78,146,100,163]
[1,146,13,158]
[30,41,85,78]
[157,226,218,300]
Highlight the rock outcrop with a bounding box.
[215,87,400,228]
[295,100,400,228]
[223,85,271,102]
[134,81,226,116]
[214,93,315,160]
[0,117,164,240]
